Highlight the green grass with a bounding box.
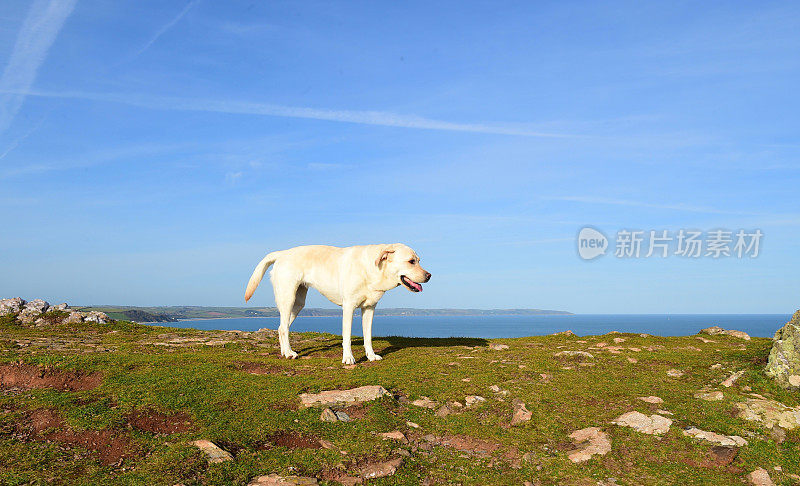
[0,317,797,485]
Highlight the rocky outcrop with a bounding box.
[18,299,50,324]
[700,326,751,341]
[0,297,25,315]
[683,426,747,447]
[766,310,800,389]
[735,398,800,430]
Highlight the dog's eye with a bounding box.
[409,259,416,264]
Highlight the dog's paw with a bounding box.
[342,354,356,365]
[367,353,383,361]
[284,350,298,359]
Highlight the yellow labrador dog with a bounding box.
[244,244,431,364]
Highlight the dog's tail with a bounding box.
[244,251,280,302]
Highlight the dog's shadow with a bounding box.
[298,335,490,362]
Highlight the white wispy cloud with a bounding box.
[541,195,763,215]
[0,0,77,133]
[0,89,570,138]
[133,0,199,57]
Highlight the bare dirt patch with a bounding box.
[15,407,135,465]
[0,363,101,392]
[125,408,194,434]
[232,361,295,376]
[267,430,323,449]
[340,402,370,420]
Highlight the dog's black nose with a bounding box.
[424,272,431,282]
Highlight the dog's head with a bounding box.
[375,244,431,292]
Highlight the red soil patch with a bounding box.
[268,431,323,449]
[125,408,194,434]
[340,402,369,420]
[0,363,101,392]
[17,408,135,465]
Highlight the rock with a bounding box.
[406,421,419,428]
[710,363,723,369]
[0,297,25,315]
[735,398,800,429]
[191,440,233,463]
[613,337,626,343]
[694,391,724,401]
[769,426,786,443]
[411,396,437,409]
[49,303,69,312]
[435,402,462,418]
[637,396,663,404]
[554,350,594,359]
[84,311,112,324]
[489,343,509,350]
[465,395,486,407]
[17,299,49,324]
[708,446,738,467]
[299,385,390,408]
[700,326,751,341]
[64,311,84,324]
[666,369,684,378]
[722,370,745,387]
[747,468,775,486]
[611,411,672,435]
[553,330,575,336]
[566,427,611,463]
[627,357,638,363]
[379,431,407,442]
[359,457,402,480]
[766,311,800,389]
[696,337,715,343]
[683,426,747,447]
[320,408,339,422]
[248,474,318,485]
[511,399,532,426]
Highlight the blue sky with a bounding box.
[0,0,798,313]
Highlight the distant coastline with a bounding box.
[77,305,573,323]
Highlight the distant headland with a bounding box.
[76,306,573,323]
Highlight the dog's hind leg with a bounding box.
[289,285,307,326]
[273,276,301,359]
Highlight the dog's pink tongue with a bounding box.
[408,280,423,291]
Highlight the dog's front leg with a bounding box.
[341,302,356,365]
[361,306,381,361]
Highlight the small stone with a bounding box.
[722,370,745,387]
[747,468,775,486]
[790,375,800,387]
[191,440,233,463]
[566,427,611,463]
[612,411,671,435]
[489,385,501,393]
[411,396,437,409]
[511,399,532,426]
[406,421,419,428]
[489,343,509,350]
[656,409,673,416]
[637,396,663,404]
[359,457,403,480]
[711,363,723,369]
[770,426,786,443]
[627,357,638,363]
[666,369,684,378]
[247,474,318,485]
[708,446,738,467]
[694,391,724,401]
[465,395,486,407]
[554,350,594,359]
[613,337,626,343]
[320,408,339,422]
[379,431,407,443]
[333,411,351,422]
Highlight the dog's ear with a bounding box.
[375,247,395,269]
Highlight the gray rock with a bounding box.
[411,396,437,409]
[683,426,747,447]
[17,299,49,324]
[511,399,532,426]
[0,297,25,315]
[700,326,751,340]
[766,311,800,389]
[49,303,69,312]
[566,427,611,463]
[320,408,339,422]
[84,311,112,324]
[747,468,775,486]
[64,311,84,324]
[735,398,800,430]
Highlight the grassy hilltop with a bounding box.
[0,315,798,485]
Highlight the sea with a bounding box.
[147,314,791,339]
